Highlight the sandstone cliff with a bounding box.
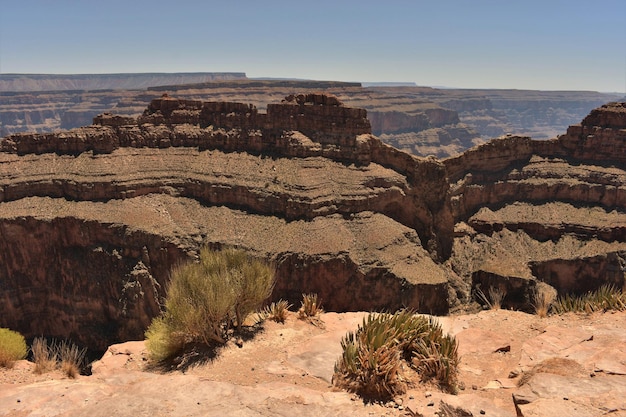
[0,94,454,350]
[446,102,626,307]
[1,96,625,350]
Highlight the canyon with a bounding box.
[1,74,621,158]
[0,88,624,354]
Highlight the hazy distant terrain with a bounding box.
[0,73,621,156]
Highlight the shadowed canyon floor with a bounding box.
[1,310,625,417]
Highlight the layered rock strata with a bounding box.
[446,102,626,307]
[0,94,453,349]
[1,96,625,348]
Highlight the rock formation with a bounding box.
[1,94,625,350]
[446,102,626,307]
[0,94,454,350]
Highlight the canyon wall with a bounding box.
[0,94,454,349]
[1,94,625,348]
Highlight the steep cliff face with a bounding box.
[0,94,454,349]
[1,96,625,348]
[446,102,626,308]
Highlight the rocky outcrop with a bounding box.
[1,95,625,349]
[0,94,454,350]
[447,102,626,305]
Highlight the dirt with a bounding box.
[1,309,625,416]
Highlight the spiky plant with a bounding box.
[298,293,323,319]
[475,286,506,310]
[333,310,459,401]
[552,284,626,314]
[58,340,87,378]
[532,285,556,318]
[260,300,291,324]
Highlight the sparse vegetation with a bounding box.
[31,337,86,376]
[259,300,292,324]
[532,284,556,318]
[298,293,323,319]
[0,328,27,368]
[145,246,275,363]
[552,284,626,314]
[475,286,506,310]
[333,310,458,402]
[59,340,87,378]
[31,337,58,374]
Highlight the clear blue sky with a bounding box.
[1,0,625,92]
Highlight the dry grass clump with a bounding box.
[259,300,291,324]
[0,328,27,368]
[32,337,58,374]
[59,340,87,378]
[145,246,275,363]
[552,284,626,314]
[31,337,86,377]
[532,284,557,318]
[333,310,458,402]
[298,293,323,319]
[476,286,507,310]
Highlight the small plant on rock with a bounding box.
[32,337,58,374]
[333,310,458,402]
[59,340,87,378]
[298,293,323,319]
[476,285,506,310]
[552,284,626,314]
[532,284,556,318]
[0,328,27,368]
[260,300,292,324]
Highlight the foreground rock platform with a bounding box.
[1,310,624,417]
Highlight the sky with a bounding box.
[0,0,625,92]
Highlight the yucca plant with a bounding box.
[334,314,406,400]
[552,284,626,314]
[411,320,459,393]
[259,300,291,324]
[333,310,459,401]
[298,293,323,319]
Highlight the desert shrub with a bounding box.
[298,293,323,319]
[145,247,275,362]
[0,328,27,368]
[32,337,58,374]
[333,310,458,402]
[552,284,626,314]
[259,300,292,324]
[58,340,87,378]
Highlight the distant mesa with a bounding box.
[0,72,247,92]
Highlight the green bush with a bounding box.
[333,310,458,402]
[145,247,275,362]
[0,328,27,368]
